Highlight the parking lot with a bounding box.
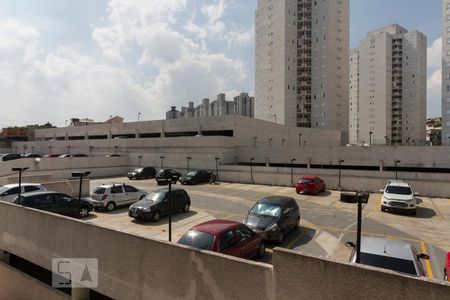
[85,177,450,281]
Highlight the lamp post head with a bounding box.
[12,167,29,172]
[214,157,220,160]
[291,158,296,162]
[251,157,255,161]
[160,156,165,159]
[186,156,191,160]
[72,171,91,178]
[339,160,345,163]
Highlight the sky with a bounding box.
[0,0,443,128]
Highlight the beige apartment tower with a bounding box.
[255,0,349,139]
[443,0,450,145]
[349,24,427,145]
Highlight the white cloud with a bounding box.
[427,38,441,70]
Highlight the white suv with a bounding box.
[380,180,417,215]
[0,183,47,202]
[89,183,148,211]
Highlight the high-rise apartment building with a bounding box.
[255,0,349,139]
[234,93,255,118]
[442,0,450,145]
[350,24,427,145]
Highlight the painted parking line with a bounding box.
[372,195,382,213]
[420,241,434,279]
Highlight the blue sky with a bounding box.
[0,0,443,127]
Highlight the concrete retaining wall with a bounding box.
[0,261,69,300]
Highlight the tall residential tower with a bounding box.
[350,24,427,145]
[443,0,450,145]
[255,0,349,140]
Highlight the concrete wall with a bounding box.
[0,261,69,300]
[273,248,450,300]
[0,202,448,300]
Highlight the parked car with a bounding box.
[155,169,182,185]
[179,170,212,185]
[43,154,61,158]
[243,196,300,243]
[12,191,93,218]
[105,154,121,157]
[380,180,417,215]
[346,237,429,277]
[178,219,267,259]
[129,188,190,222]
[0,183,47,202]
[23,153,41,158]
[127,167,156,180]
[295,176,326,195]
[0,153,22,161]
[445,252,450,281]
[59,154,88,158]
[89,183,148,211]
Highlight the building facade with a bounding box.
[443,0,450,145]
[166,107,181,120]
[255,0,349,139]
[350,24,427,145]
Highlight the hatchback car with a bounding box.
[178,219,267,259]
[0,153,22,161]
[346,237,429,277]
[244,196,300,243]
[59,154,88,158]
[89,184,147,211]
[445,252,450,281]
[0,183,47,202]
[13,191,93,218]
[179,170,212,185]
[380,180,417,214]
[295,176,326,195]
[127,167,156,180]
[23,153,41,158]
[129,188,190,222]
[155,169,182,185]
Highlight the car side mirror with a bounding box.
[418,253,429,260]
[345,242,356,248]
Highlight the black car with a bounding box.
[127,167,156,180]
[244,196,300,243]
[0,153,22,161]
[13,191,93,218]
[23,153,42,158]
[129,188,191,222]
[155,169,182,185]
[179,170,212,185]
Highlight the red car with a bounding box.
[445,252,450,281]
[295,176,326,195]
[178,219,267,259]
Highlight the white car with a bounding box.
[89,183,148,211]
[380,180,417,215]
[0,183,47,202]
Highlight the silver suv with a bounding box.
[0,183,47,202]
[89,184,147,211]
[380,180,417,215]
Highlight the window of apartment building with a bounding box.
[447,2,450,9]
[447,110,450,115]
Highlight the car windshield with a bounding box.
[179,230,214,250]
[186,171,197,176]
[144,192,165,203]
[133,168,143,172]
[93,187,106,195]
[250,202,282,217]
[301,179,313,183]
[386,186,412,195]
[359,253,417,276]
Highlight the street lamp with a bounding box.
[89,146,93,157]
[160,156,165,169]
[67,146,71,154]
[299,134,302,147]
[12,167,29,205]
[157,173,178,241]
[369,131,373,147]
[109,115,113,138]
[394,159,401,180]
[338,160,344,190]
[186,156,192,173]
[273,114,277,124]
[250,157,255,184]
[269,138,273,146]
[137,112,141,138]
[290,159,296,186]
[253,136,258,147]
[48,146,52,155]
[214,157,220,179]
[72,172,91,218]
[138,155,143,167]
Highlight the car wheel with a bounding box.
[106,202,116,212]
[256,241,266,258]
[296,190,300,194]
[381,206,386,212]
[182,202,190,213]
[152,211,161,222]
[79,207,89,218]
[294,217,300,229]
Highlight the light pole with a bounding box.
[109,115,113,138]
[338,160,344,190]
[48,146,52,155]
[72,172,91,217]
[67,146,71,154]
[138,155,143,167]
[253,137,258,147]
[157,174,176,241]
[250,157,255,184]
[89,146,93,157]
[273,114,277,124]
[214,157,220,179]
[160,156,165,169]
[299,134,302,147]
[369,131,373,147]
[12,167,29,205]
[137,112,141,138]
[186,156,192,173]
[290,159,296,186]
[269,138,273,146]
[394,159,401,180]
